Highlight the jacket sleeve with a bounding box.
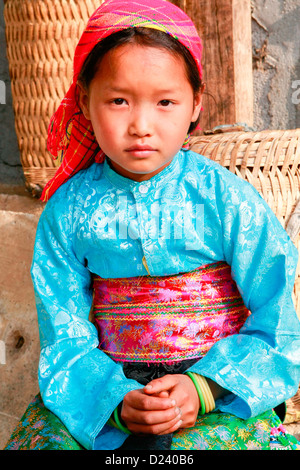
[189,174,300,419]
[31,181,139,450]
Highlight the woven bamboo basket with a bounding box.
[4,0,102,194]
[190,128,300,316]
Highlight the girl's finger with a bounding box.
[123,403,181,427]
[128,413,182,436]
[157,417,183,435]
[157,390,169,398]
[144,375,178,395]
[123,389,174,411]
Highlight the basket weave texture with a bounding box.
[190,129,300,316]
[4,0,102,193]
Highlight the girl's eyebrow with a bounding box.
[104,85,182,94]
[105,86,129,92]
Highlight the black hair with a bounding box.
[78,27,202,133]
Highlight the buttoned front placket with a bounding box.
[102,153,182,277]
[132,180,154,276]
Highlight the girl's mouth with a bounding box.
[125,145,157,158]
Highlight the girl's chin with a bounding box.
[109,159,173,180]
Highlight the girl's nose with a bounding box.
[128,106,152,137]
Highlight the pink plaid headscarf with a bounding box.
[42,0,203,201]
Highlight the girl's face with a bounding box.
[79,43,203,182]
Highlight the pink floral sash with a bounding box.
[93,262,250,363]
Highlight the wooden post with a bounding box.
[170,0,253,132]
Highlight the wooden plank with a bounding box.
[232,0,253,127]
[170,0,253,132]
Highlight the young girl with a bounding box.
[6,0,300,451]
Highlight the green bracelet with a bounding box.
[185,371,206,415]
[108,415,118,429]
[113,406,132,435]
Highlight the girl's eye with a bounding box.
[159,99,173,107]
[112,98,126,105]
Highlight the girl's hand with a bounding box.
[143,374,200,429]
[120,388,183,435]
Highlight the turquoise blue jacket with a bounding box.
[31,150,300,450]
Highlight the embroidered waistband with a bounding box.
[92,262,250,363]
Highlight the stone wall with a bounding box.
[252,0,300,131]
